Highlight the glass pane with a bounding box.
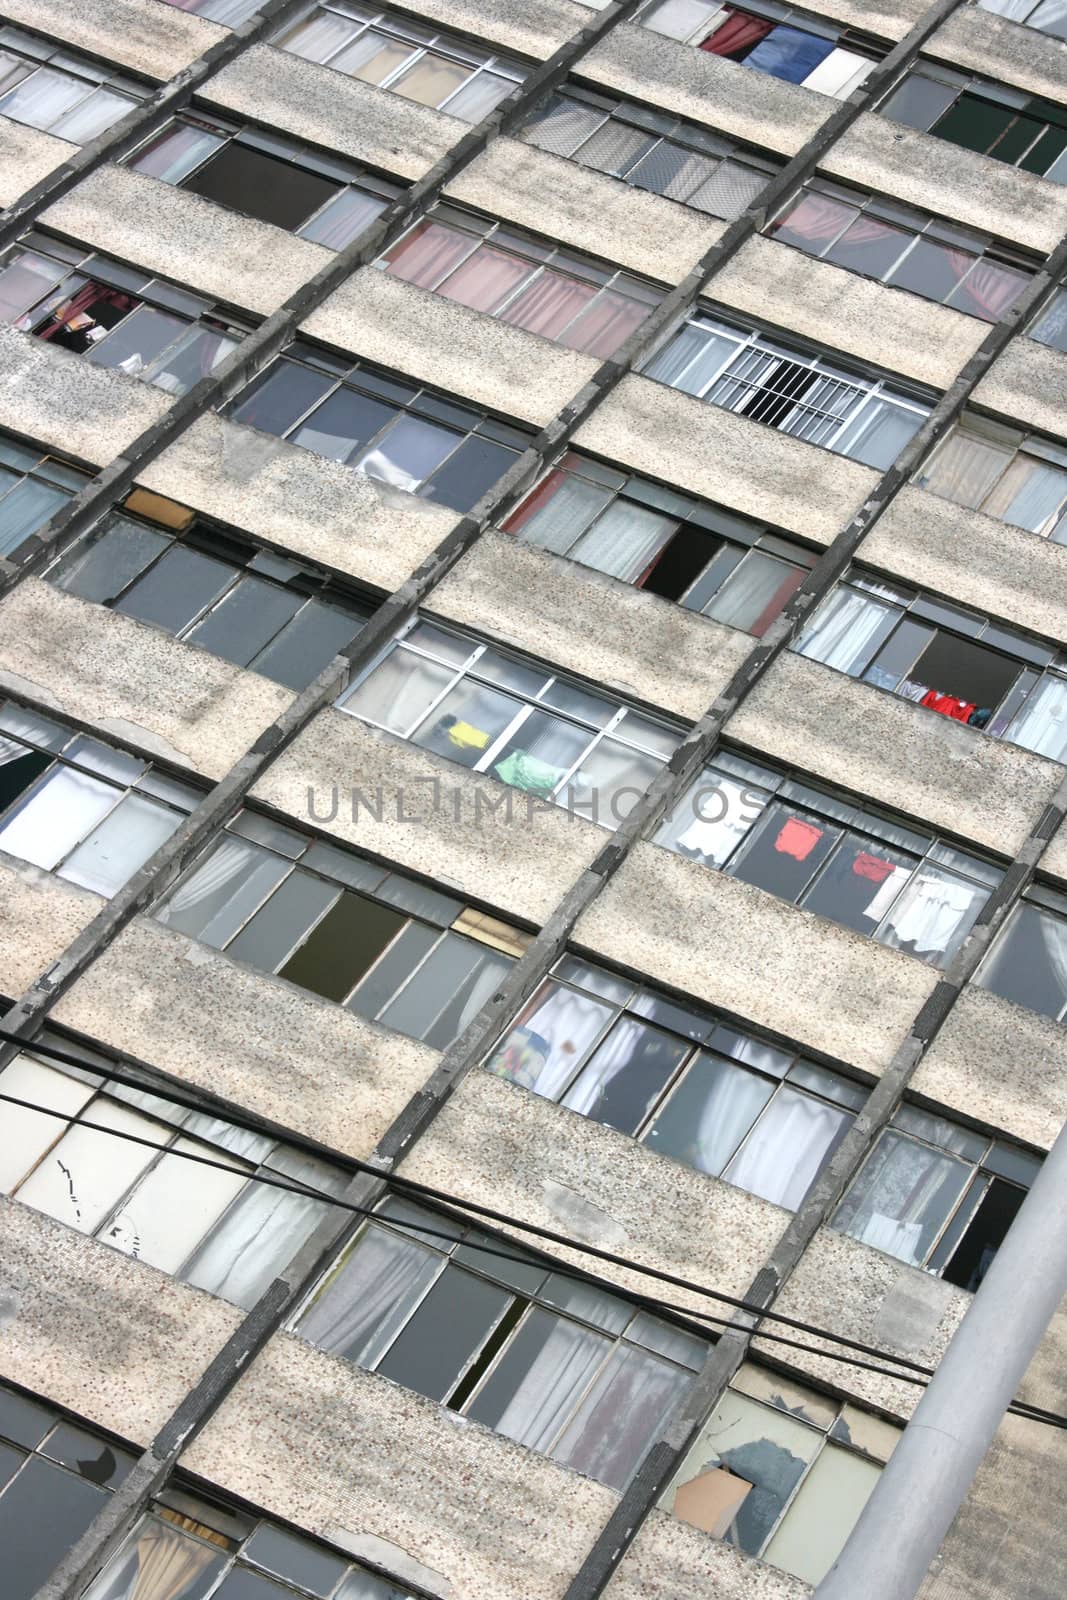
[724,1086,851,1209]
[60,791,182,895]
[355,414,458,493]
[764,1445,880,1585]
[978,902,1067,1019]
[132,122,227,185]
[340,648,455,735]
[50,517,170,603]
[184,578,302,666]
[561,1016,689,1134]
[0,1053,96,1192]
[0,764,117,871]
[299,186,388,250]
[297,1222,443,1367]
[249,601,363,690]
[834,1128,972,1265]
[291,387,394,463]
[382,935,507,1046]
[157,836,291,948]
[243,1524,350,1596]
[878,866,985,964]
[552,1342,691,1489]
[0,66,87,131]
[465,1305,609,1448]
[150,324,238,397]
[88,306,187,380]
[490,710,589,798]
[486,979,616,1098]
[391,53,468,109]
[644,1052,774,1176]
[82,1513,228,1600]
[411,679,522,766]
[443,69,518,123]
[115,545,234,634]
[0,1456,108,1600]
[886,237,967,303]
[728,804,840,902]
[800,834,915,936]
[422,432,517,512]
[377,1264,510,1399]
[229,362,336,436]
[108,1136,247,1272]
[15,1097,165,1232]
[227,870,338,973]
[52,87,134,144]
[0,249,70,323]
[0,478,72,556]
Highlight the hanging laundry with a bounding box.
[774,817,823,860]
[920,689,976,724]
[969,707,992,729]
[862,863,912,922]
[442,716,491,751]
[493,749,564,796]
[851,851,896,884]
[886,874,978,955]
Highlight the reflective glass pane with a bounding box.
[60,791,183,895]
[486,979,616,1098]
[561,1016,689,1134]
[764,1445,880,1584]
[0,764,117,871]
[0,1455,108,1600]
[644,1052,774,1176]
[834,1128,972,1265]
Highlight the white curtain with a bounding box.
[1007,676,1067,762]
[725,1089,848,1211]
[553,1343,690,1488]
[916,427,1011,508]
[470,1308,608,1451]
[984,455,1067,533]
[795,587,894,674]
[296,1225,440,1366]
[569,501,676,581]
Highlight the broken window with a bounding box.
[834,1105,1039,1288]
[0,1031,348,1307]
[637,1,882,98]
[655,748,1002,966]
[378,204,663,359]
[641,309,931,468]
[129,111,402,250]
[977,0,1067,36]
[663,1362,899,1585]
[0,233,249,395]
[155,809,528,1046]
[294,1197,706,1488]
[0,701,200,895]
[0,26,146,144]
[83,1482,421,1600]
[0,431,91,559]
[522,84,780,220]
[274,3,528,121]
[0,1384,136,1600]
[795,572,1067,762]
[916,412,1067,541]
[486,955,863,1205]
[976,882,1067,1021]
[769,177,1034,320]
[502,450,816,629]
[47,491,373,692]
[159,0,265,24]
[225,340,530,512]
[880,64,1067,183]
[338,617,682,824]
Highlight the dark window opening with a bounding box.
[940,1178,1026,1291]
[181,141,341,231]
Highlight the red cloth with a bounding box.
[852,852,896,884]
[700,11,774,57]
[774,818,822,861]
[921,689,977,723]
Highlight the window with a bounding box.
[1029,285,1067,352]
[976,0,1067,41]
[915,412,1067,543]
[655,748,1002,966]
[0,1384,136,1600]
[226,341,530,512]
[769,177,1033,321]
[377,205,662,359]
[834,1105,1039,1289]
[0,1035,347,1308]
[641,309,930,469]
[0,26,146,144]
[662,1362,898,1585]
[502,451,817,628]
[521,85,780,221]
[0,702,200,895]
[879,65,1067,184]
[47,493,372,692]
[293,1196,707,1488]
[274,3,527,122]
[0,234,248,396]
[637,1,881,98]
[487,956,863,1206]
[128,111,403,250]
[160,0,264,21]
[976,882,1067,1020]
[84,1483,421,1600]
[337,619,682,824]
[796,573,1067,763]
[0,433,91,559]
[156,809,528,1046]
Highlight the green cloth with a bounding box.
[493,749,563,796]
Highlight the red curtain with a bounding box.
[36,283,136,340]
[700,11,774,57]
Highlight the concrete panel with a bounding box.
[204,44,458,181]
[790,0,926,35]
[1043,814,1067,881]
[381,0,584,57]
[398,1070,786,1313]
[862,487,1067,649]
[0,119,72,207]
[0,579,293,780]
[138,413,455,593]
[919,1411,1067,1600]
[710,235,985,391]
[43,166,330,317]
[428,530,752,723]
[301,268,600,428]
[446,137,723,286]
[972,337,1067,439]
[761,1227,969,1415]
[183,1335,617,1600]
[581,25,830,159]
[928,5,1067,103]
[0,0,220,78]
[573,375,880,545]
[575,842,939,1078]
[824,113,1067,254]
[249,707,606,923]
[913,987,1067,1152]
[51,917,438,1161]
[0,1198,241,1446]
[0,860,102,999]
[727,651,1061,857]
[0,327,170,464]
[604,1510,810,1600]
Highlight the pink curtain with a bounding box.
[383,219,473,290]
[700,10,775,56]
[947,252,1026,320]
[562,289,650,358]
[504,459,580,532]
[498,269,596,340]
[35,283,136,339]
[437,243,531,313]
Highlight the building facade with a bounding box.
[0,0,1066,1596]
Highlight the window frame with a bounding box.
[0,431,91,559]
[915,411,1067,542]
[879,62,1067,183]
[0,25,146,142]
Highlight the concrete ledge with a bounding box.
[0,119,72,207]
[0,860,102,998]
[972,338,1067,440]
[0,0,221,78]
